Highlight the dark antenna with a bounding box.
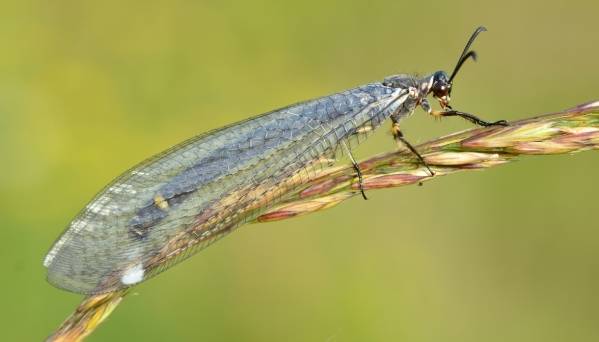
[448,26,487,84]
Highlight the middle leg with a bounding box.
[391,121,435,176]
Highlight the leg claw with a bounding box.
[492,119,509,126]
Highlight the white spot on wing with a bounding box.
[121,263,145,285]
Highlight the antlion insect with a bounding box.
[44,26,507,294]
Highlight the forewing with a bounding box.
[43,83,405,294]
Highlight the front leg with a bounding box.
[420,98,508,127]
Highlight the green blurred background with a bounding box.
[2,0,599,341]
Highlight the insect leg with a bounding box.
[437,109,508,126]
[341,141,367,200]
[391,121,435,176]
[421,99,508,127]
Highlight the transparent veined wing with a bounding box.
[44,83,409,294]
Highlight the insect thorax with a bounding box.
[383,73,434,100]
[382,74,433,120]
[382,74,418,89]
